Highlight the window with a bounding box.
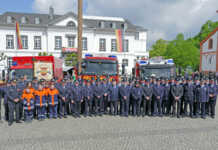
[34,36,41,49]
[110,22,116,29]
[6,35,14,49]
[55,36,62,50]
[7,16,13,24]
[99,21,105,28]
[208,39,213,49]
[35,17,40,24]
[21,17,27,24]
[68,37,75,48]
[21,35,28,49]
[99,38,106,51]
[82,37,88,51]
[111,39,117,52]
[123,40,129,52]
[67,21,76,27]
[121,23,128,30]
[122,59,128,66]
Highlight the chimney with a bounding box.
[49,6,54,20]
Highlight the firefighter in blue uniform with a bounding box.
[108,79,119,115]
[7,80,22,126]
[183,77,195,118]
[162,78,171,116]
[2,81,11,122]
[84,80,94,117]
[153,78,164,117]
[208,78,217,119]
[58,79,69,118]
[70,80,83,118]
[119,78,131,117]
[93,79,104,116]
[196,79,209,119]
[102,79,109,114]
[171,78,184,118]
[142,78,153,116]
[193,77,200,117]
[131,80,143,116]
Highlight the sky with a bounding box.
[1,0,218,48]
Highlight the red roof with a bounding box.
[200,27,218,46]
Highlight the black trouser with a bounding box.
[59,99,68,117]
[162,100,168,114]
[84,99,93,115]
[184,100,193,116]
[121,99,129,116]
[103,96,109,113]
[4,103,9,121]
[209,97,216,117]
[142,99,151,116]
[19,103,23,120]
[8,101,20,123]
[180,98,185,115]
[110,101,118,115]
[94,97,103,114]
[194,101,200,116]
[172,100,181,117]
[133,100,141,116]
[71,101,81,116]
[201,102,206,117]
[153,99,162,116]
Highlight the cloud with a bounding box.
[33,0,218,48]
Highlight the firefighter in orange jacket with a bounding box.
[48,82,59,119]
[22,88,35,122]
[35,84,47,120]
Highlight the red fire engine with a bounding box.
[8,56,63,81]
[76,54,119,81]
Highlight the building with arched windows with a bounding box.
[0,7,148,74]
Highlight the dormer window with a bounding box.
[67,21,76,27]
[208,39,213,49]
[7,16,13,24]
[21,16,28,24]
[99,21,105,28]
[121,23,128,30]
[110,22,116,29]
[35,17,40,24]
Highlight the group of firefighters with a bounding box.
[0,74,217,126]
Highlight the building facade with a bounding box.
[0,7,148,75]
[200,27,218,72]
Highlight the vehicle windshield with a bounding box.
[10,69,33,81]
[82,61,118,75]
[140,66,176,78]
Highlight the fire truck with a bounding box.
[134,57,176,79]
[78,54,119,81]
[8,56,63,81]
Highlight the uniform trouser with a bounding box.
[4,103,9,121]
[209,98,216,117]
[167,98,173,114]
[71,101,81,116]
[180,98,185,115]
[121,99,129,116]
[194,101,200,116]
[49,105,58,118]
[206,102,209,115]
[201,102,206,117]
[110,101,118,115]
[8,101,20,123]
[37,106,46,119]
[184,101,193,116]
[19,102,23,120]
[153,99,162,115]
[84,99,92,115]
[142,99,151,115]
[172,100,181,116]
[24,110,33,121]
[94,98,103,114]
[103,96,108,113]
[133,100,141,116]
[162,100,168,114]
[59,100,68,116]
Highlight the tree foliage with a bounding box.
[149,20,218,71]
[65,53,78,66]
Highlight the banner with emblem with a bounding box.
[16,21,23,49]
[115,29,124,52]
[34,62,53,81]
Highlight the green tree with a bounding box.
[149,39,168,58]
[65,53,78,66]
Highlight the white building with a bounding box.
[0,7,148,75]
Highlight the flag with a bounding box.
[16,21,23,49]
[115,29,123,52]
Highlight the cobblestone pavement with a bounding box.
[0,105,218,150]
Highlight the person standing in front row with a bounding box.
[208,78,217,119]
[131,81,143,117]
[48,83,59,119]
[108,79,119,116]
